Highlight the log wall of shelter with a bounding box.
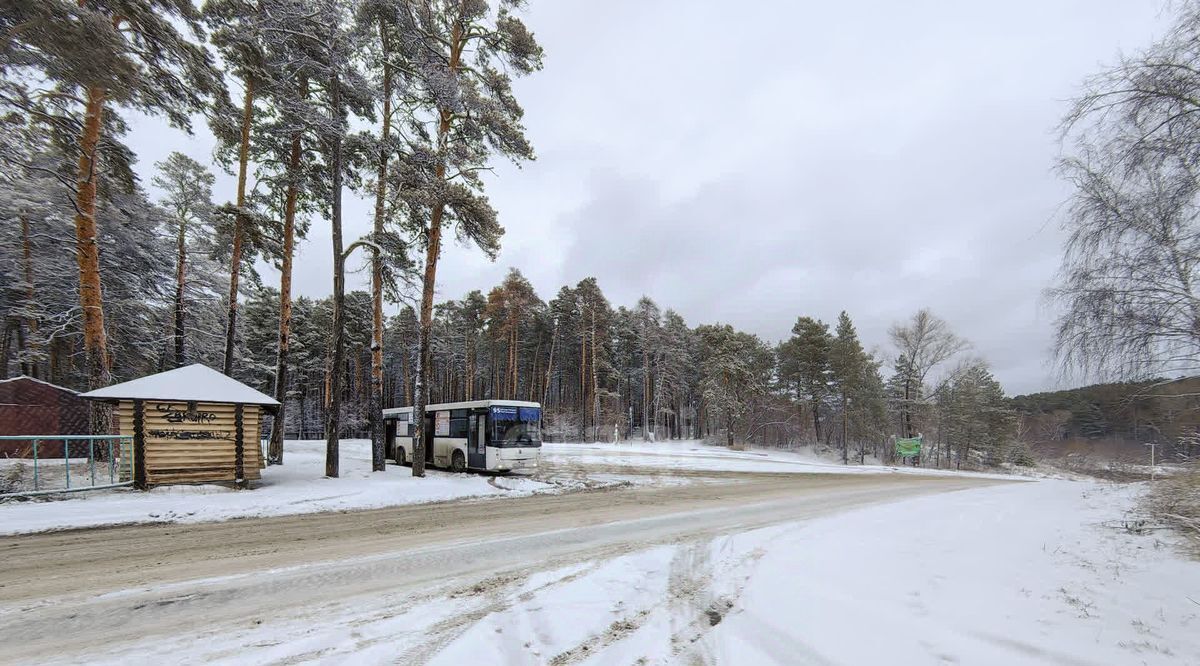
[115,400,262,485]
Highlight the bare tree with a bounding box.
[1051,158,1200,379]
[1055,3,1200,381]
[889,309,969,437]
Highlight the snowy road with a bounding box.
[0,469,1000,664]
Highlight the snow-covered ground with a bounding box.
[0,439,577,535]
[0,438,1070,536]
[544,439,1059,480]
[4,440,1198,664]
[352,482,1200,665]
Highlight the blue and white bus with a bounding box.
[382,400,542,473]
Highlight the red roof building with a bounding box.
[0,376,91,457]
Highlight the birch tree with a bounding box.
[889,309,968,438]
[1055,2,1200,381]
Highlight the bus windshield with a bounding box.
[491,406,541,446]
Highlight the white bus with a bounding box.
[382,400,542,473]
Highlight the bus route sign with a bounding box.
[895,436,922,458]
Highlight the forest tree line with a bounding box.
[0,0,1033,473]
[1,0,543,476]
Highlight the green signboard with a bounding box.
[895,436,922,458]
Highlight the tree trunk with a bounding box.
[590,306,600,442]
[20,215,39,378]
[811,398,822,443]
[465,335,474,401]
[268,82,305,466]
[0,325,9,379]
[642,344,649,441]
[324,73,345,479]
[543,317,558,406]
[223,77,256,377]
[579,329,587,440]
[172,209,187,368]
[369,49,392,473]
[510,325,520,398]
[413,217,438,476]
[74,84,112,434]
[902,377,914,438]
[841,390,848,464]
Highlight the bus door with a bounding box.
[468,413,486,469]
[424,412,436,463]
[384,419,396,460]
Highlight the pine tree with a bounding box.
[781,317,833,443]
[253,0,328,465]
[395,0,544,476]
[697,324,773,447]
[355,0,421,471]
[152,153,216,368]
[634,297,661,440]
[205,0,272,377]
[574,278,611,441]
[2,0,223,431]
[829,312,864,463]
[316,0,373,478]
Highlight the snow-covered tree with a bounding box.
[152,152,218,368]
[2,0,224,432]
[393,0,544,475]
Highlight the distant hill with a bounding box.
[1011,377,1200,463]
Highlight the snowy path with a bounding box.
[2,443,1195,665]
[0,473,996,664]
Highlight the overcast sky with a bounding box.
[128,0,1170,396]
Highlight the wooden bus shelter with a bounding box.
[81,364,279,489]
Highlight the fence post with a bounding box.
[63,437,70,490]
[133,400,147,490]
[88,438,96,487]
[32,439,39,491]
[234,403,245,487]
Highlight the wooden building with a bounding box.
[0,376,91,457]
[81,364,279,488]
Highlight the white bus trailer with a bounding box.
[382,400,542,473]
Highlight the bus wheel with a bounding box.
[396,448,407,466]
[450,450,467,473]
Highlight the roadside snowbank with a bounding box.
[0,439,563,535]
[426,481,1200,665]
[545,439,1057,480]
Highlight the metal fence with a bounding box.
[0,436,135,498]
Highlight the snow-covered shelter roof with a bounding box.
[80,364,280,406]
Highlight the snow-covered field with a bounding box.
[543,439,1057,480]
[331,482,1200,665]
